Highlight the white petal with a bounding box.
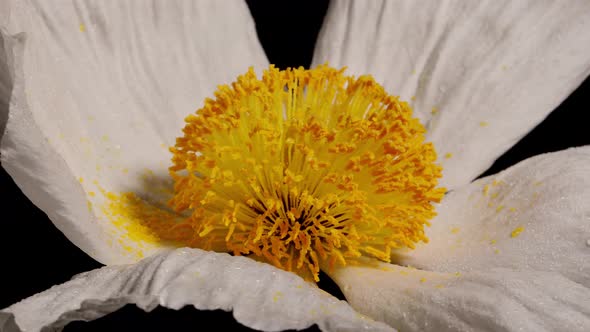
[328,261,590,332]
[326,147,590,331]
[0,248,394,332]
[0,1,268,264]
[312,0,590,189]
[402,146,590,286]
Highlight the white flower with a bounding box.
[1,1,589,332]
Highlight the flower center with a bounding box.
[104,65,445,281]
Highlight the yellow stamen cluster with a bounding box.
[166,65,444,281]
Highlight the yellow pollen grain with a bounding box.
[79,23,86,32]
[451,227,460,234]
[435,284,445,289]
[273,291,284,302]
[492,180,504,186]
[496,205,505,212]
[431,107,439,114]
[419,277,427,283]
[494,249,500,254]
[88,191,96,197]
[122,168,129,174]
[483,184,490,196]
[491,192,499,199]
[78,177,84,183]
[509,207,517,212]
[534,181,543,186]
[511,226,525,238]
[101,135,109,142]
[454,272,461,277]
[103,65,445,282]
[444,153,453,159]
[479,121,489,127]
[490,239,497,245]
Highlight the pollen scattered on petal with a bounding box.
[479,121,489,127]
[444,152,453,159]
[431,107,439,114]
[450,227,460,234]
[511,226,525,238]
[79,23,86,32]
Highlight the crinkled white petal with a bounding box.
[328,147,590,331]
[328,261,590,332]
[0,248,394,332]
[402,146,590,287]
[0,1,268,264]
[312,0,590,189]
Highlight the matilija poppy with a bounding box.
[0,1,589,331]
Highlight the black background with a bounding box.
[1,1,588,331]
